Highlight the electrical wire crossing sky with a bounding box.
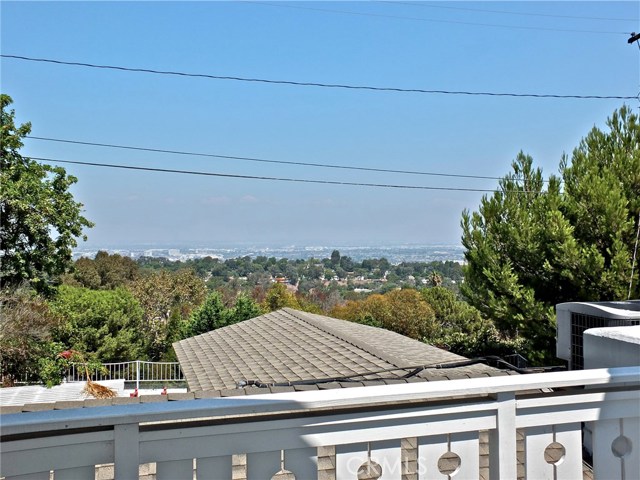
[1,1,637,247]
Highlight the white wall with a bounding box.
[584,326,640,370]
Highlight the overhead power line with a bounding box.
[385,1,638,23]
[3,55,636,101]
[245,1,630,35]
[26,135,505,181]
[32,156,521,193]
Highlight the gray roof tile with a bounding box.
[173,308,510,394]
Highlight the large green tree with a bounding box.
[50,285,145,362]
[0,94,93,292]
[461,106,640,364]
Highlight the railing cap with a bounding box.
[1,366,638,437]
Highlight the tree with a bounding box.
[461,106,640,364]
[420,286,521,358]
[0,287,60,384]
[428,271,443,287]
[228,293,262,323]
[261,283,301,312]
[186,291,227,336]
[49,285,145,362]
[185,292,263,337]
[0,94,93,292]
[331,289,436,340]
[63,251,139,289]
[330,249,341,267]
[128,269,206,359]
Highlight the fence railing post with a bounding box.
[114,423,140,480]
[489,391,517,480]
[136,360,140,391]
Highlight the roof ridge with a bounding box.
[280,308,408,368]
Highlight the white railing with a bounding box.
[1,367,639,480]
[67,361,184,389]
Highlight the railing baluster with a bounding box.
[592,417,640,479]
[419,433,477,479]
[156,459,192,480]
[246,451,281,480]
[282,447,318,479]
[336,440,401,479]
[196,456,232,479]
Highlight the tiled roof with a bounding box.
[173,308,508,393]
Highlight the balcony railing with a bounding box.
[1,366,638,480]
[67,361,185,389]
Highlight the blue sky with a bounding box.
[1,1,638,247]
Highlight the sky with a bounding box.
[1,1,638,248]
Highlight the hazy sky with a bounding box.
[2,1,638,247]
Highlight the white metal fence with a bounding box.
[67,361,184,390]
[1,366,638,480]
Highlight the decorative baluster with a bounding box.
[246,450,281,480]
[281,447,318,479]
[525,423,582,480]
[418,431,478,479]
[592,417,640,479]
[196,455,232,479]
[336,440,401,479]
[156,459,193,479]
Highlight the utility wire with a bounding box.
[26,135,506,182]
[32,156,531,193]
[385,1,638,23]
[3,55,636,101]
[245,1,630,35]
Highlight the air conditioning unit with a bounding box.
[556,300,640,369]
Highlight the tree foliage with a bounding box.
[185,292,262,337]
[461,106,640,364]
[331,288,436,340]
[421,286,523,358]
[128,269,206,359]
[261,282,301,312]
[63,251,139,289]
[0,94,93,292]
[0,287,60,384]
[49,285,145,362]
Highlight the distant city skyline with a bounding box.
[73,243,466,264]
[2,1,636,246]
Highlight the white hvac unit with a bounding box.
[556,300,640,369]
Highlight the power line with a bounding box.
[244,1,630,35]
[3,54,636,101]
[26,136,505,181]
[32,156,521,193]
[385,1,638,23]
